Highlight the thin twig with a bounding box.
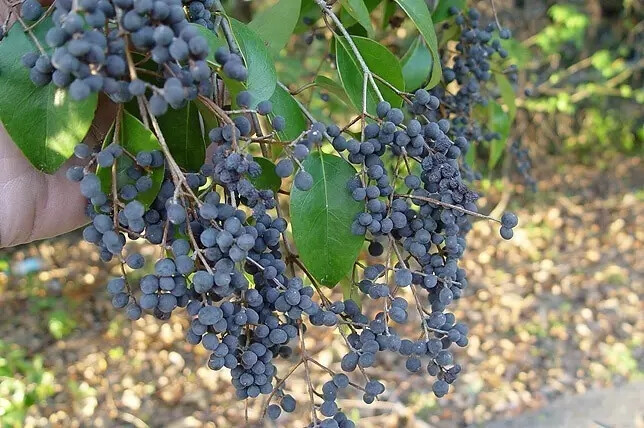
[489,0,503,31]
[394,193,500,223]
[0,0,45,53]
[313,0,384,102]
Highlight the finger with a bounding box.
[0,123,87,247]
[0,97,116,247]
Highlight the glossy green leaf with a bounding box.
[195,99,219,133]
[401,36,433,91]
[249,0,302,57]
[195,21,277,107]
[340,275,362,309]
[290,152,365,287]
[339,0,374,36]
[156,102,205,172]
[495,72,517,121]
[0,19,98,173]
[432,0,465,23]
[97,112,165,209]
[269,84,308,142]
[250,157,281,193]
[230,19,278,105]
[465,136,476,167]
[192,23,224,65]
[314,75,355,109]
[486,102,510,169]
[335,36,405,114]
[393,0,442,88]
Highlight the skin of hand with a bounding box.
[0,124,87,248]
[0,98,116,248]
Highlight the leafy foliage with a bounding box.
[249,0,302,57]
[335,35,405,113]
[156,102,206,172]
[227,19,279,106]
[290,152,365,287]
[394,0,442,88]
[401,36,433,91]
[96,112,165,209]
[250,157,281,193]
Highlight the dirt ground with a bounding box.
[1,152,641,428]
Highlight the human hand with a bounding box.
[0,123,89,247]
[0,2,119,248]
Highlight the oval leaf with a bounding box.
[249,0,302,57]
[269,84,308,142]
[193,23,225,65]
[97,112,165,209]
[401,36,433,91]
[194,21,277,107]
[290,152,365,287]
[250,157,281,193]
[230,19,278,105]
[335,36,405,114]
[393,0,442,88]
[0,19,98,173]
[156,102,205,172]
[339,0,374,37]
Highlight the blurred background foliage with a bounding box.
[0,0,642,427]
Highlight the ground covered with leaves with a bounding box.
[1,154,641,427]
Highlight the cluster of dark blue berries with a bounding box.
[20,0,217,110]
[15,1,520,425]
[428,7,519,156]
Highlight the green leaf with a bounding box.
[465,137,476,167]
[401,36,433,91]
[249,0,302,57]
[269,84,308,142]
[290,152,365,287]
[250,157,281,193]
[194,21,277,107]
[230,19,278,105]
[195,99,219,133]
[486,102,510,169]
[431,0,465,23]
[340,275,362,309]
[97,112,165,209]
[314,75,355,109]
[335,36,405,114]
[339,0,374,37]
[0,19,98,173]
[192,23,225,65]
[393,0,442,88]
[156,102,205,172]
[495,72,517,121]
